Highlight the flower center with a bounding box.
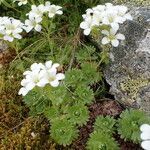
[33,75,40,83]
[108,16,114,23]
[108,34,115,40]
[50,7,57,14]
[48,75,56,82]
[6,24,15,31]
[32,21,37,27]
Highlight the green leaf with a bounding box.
[87,131,119,150]
[117,109,150,143]
[50,119,78,146]
[44,106,60,122]
[23,88,51,116]
[81,62,102,85]
[65,69,84,87]
[100,49,110,65]
[67,104,89,126]
[76,46,97,63]
[94,116,116,135]
[45,85,68,106]
[74,85,94,105]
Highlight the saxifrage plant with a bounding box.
[117,109,150,143]
[20,59,101,146]
[87,116,119,150]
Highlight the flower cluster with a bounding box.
[0,17,24,42]
[80,3,132,47]
[24,1,63,32]
[13,0,28,6]
[0,1,63,42]
[140,124,150,150]
[18,61,65,96]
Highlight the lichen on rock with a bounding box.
[103,7,150,114]
[120,76,149,100]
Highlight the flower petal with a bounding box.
[140,124,150,132]
[3,35,14,42]
[48,68,57,76]
[125,13,133,20]
[102,37,110,45]
[48,13,55,18]
[52,63,60,69]
[116,33,125,40]
[26,82,35,91]
[56,73,65,80]
[111,39,119,47]
[23,71,32,75]
[21,79,29,86]
[50,80,59,87]
[111,22,119,31]
[101,30,109,36]
[45,61,52,69]
[56,10,63,15]
[84,28,91,35]
[141,141,150,150]
[141,132,150,140]
[37,79,48,87]
[31,63,39,70]
[18,87,29,96]
[35,24,42,32]
[80,22,88,29]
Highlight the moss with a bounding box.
[0,69,56,149]
[120,76,149,102]
[0,118,56,150]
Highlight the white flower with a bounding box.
[24,17,42,32]
[80,17,94,36]
[44,1,51,10]
[2,18,24,42]
[27,5,46,20]
[105,3,114,9]
[13,0,27,6]
[46,4,63,18]
[19,61,65,96]
[102,10,121,31]
[93,5,105,12]
[39,61,64,87]
[19,69,47,96]
[80,3,132,38]
[80,9,102,36]
[23,69,46,87]
[115,5,133,23]
[140,124,150,150]
[23,63,43,75]
[41,60,60,70]
[18,87,29,96]
[82,8,103,24]
[40,67,65,87]
[101,29,125,47]
[24,2,63,33]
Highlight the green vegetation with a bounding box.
[0,0,149,149]
[87,110,150,149]
[118,109,150,143]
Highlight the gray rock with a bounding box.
[104,7,150,114]
[114,0,150,7]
